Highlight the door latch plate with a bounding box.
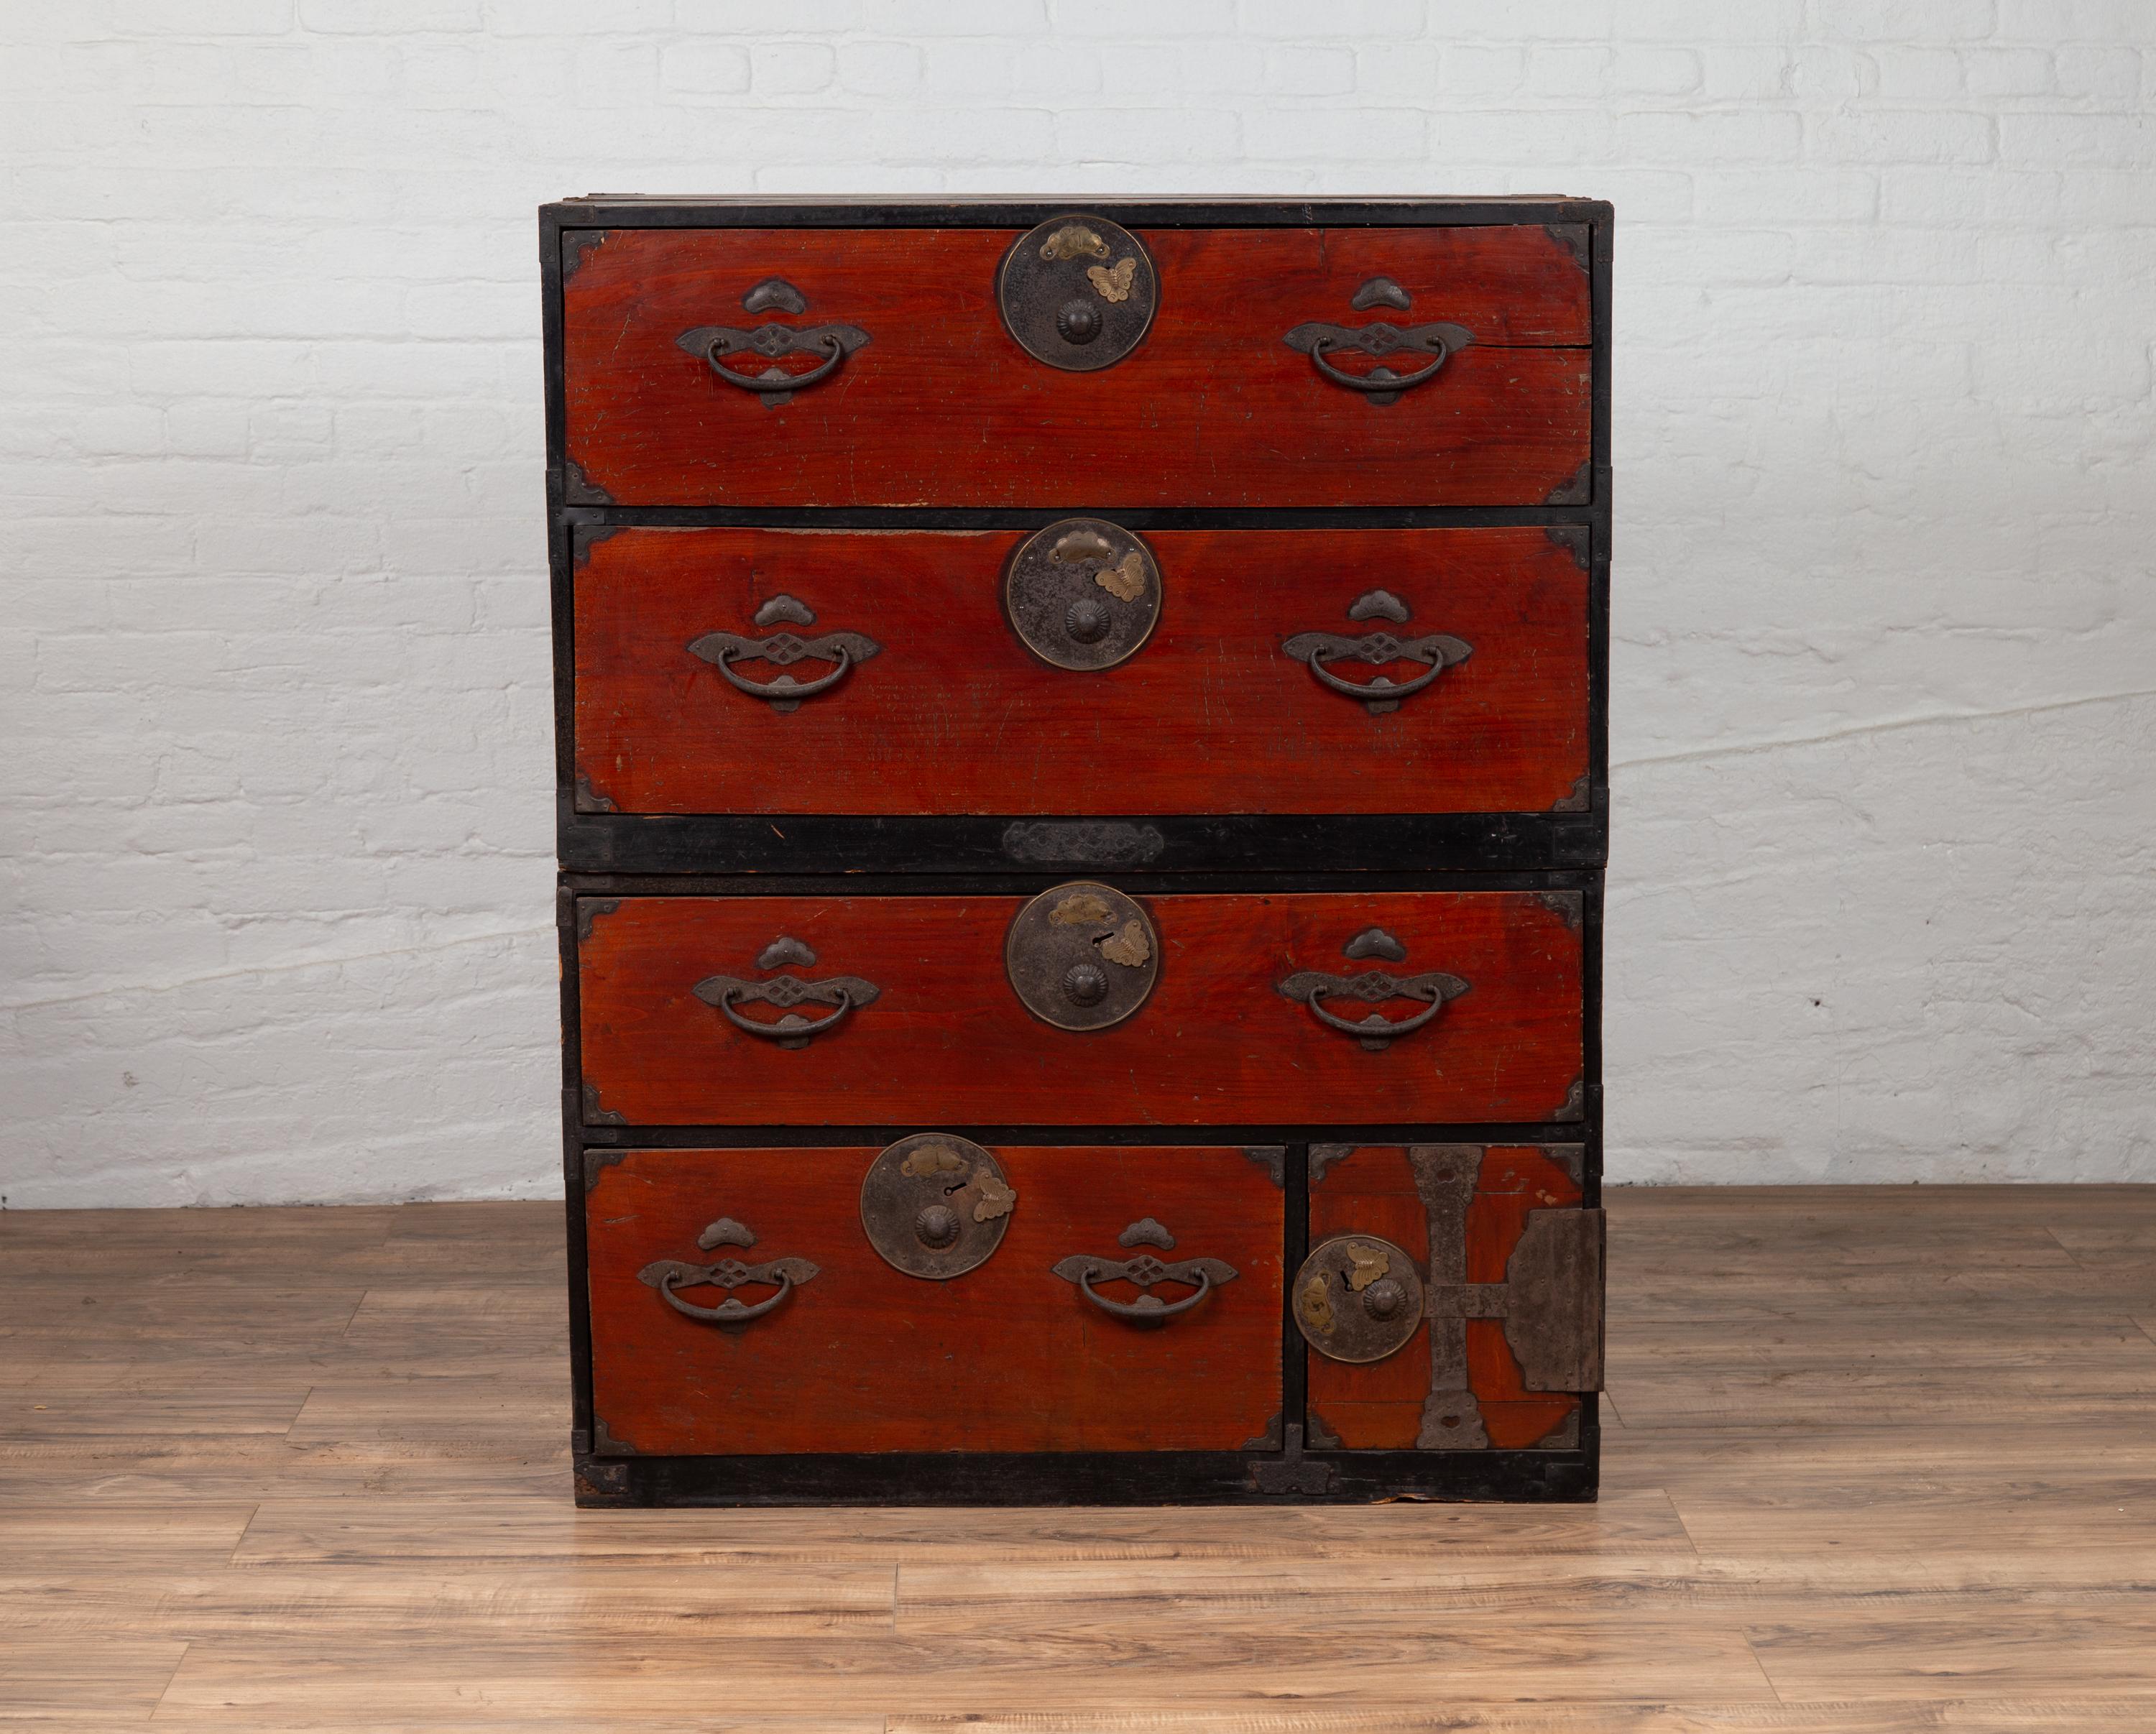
[1294,1233,1426,1364]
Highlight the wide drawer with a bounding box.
[560,224,1591,507]
[575,890,1584,1127]
[584,1144,1284,1455]
[1300,1143,1602,1452]
[573,525,1590,818]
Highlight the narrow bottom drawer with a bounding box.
[585,1144,1284,1457]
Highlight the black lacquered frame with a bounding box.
[540,197,1611,1506]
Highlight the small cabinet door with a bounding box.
[585,1145,1284,1457]
[1298,1143,1602,1452]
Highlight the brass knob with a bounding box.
[1056,299,1102,344]
[1064,597,1111,643]
[1062,962,1109,1007]
[915,1204,961,1249]
[1363,1277,1407,1320]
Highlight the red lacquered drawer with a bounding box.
[561,225,1591,508]
[585,1144,1284,1457]
[572,525,1590,819]
[575,890,1584,1127]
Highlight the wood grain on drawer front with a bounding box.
[576,891,1583,1127]
[561,226,1591,507]
[573,526,1590,818]
[585,1145,1284,1456]
[1305,1144,1587,1450]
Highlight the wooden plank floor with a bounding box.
[4,1186,2154,1730]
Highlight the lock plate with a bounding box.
[1004,519,1161,673]
[859,1135,1016,1281]
[1294,1234,1426,1365]
[1005,882,1159,1032]
[998,214,1158,372]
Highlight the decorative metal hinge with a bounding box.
[1407,1146,1604,1449]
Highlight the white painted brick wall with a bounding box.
[3,3,2152,1205]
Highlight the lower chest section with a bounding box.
[581,1142,1600,1470]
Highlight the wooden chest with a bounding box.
[543,198,1611,1505]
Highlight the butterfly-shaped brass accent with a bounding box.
[1094,553,1147,601]
[1087,257,1138,303]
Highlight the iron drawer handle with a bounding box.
[1276,964,1470,1052]
[687,598,883,716]
[709,639,857,705]
[693,941,882,1051]
[1079,1265,1212,1320]
[1284,593,1472,716]
[638,1217,821,1328]
[678,321,872,396]
[1051,1221,1239,1324]
[1283,630,1472,711]
[658,1266,796,1324]
[695,977,878,1047]
[1281,319,1474,401]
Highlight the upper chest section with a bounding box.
[556,213,1596,509]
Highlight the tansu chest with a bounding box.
[544,198,1611,1506]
